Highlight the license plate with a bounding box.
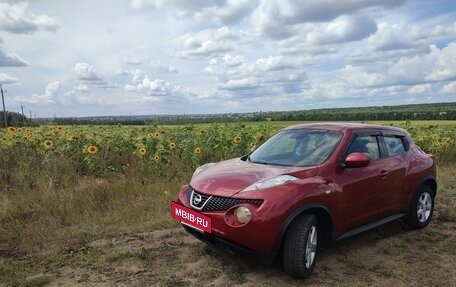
[171,202,211,233]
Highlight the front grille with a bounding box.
[187,187,263,212]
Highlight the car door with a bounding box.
[332,131,393,233]
[379,133,409,212]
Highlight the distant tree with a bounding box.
[0,111,34,127]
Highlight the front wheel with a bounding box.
[283,214,318,279]
[407,185,435,229]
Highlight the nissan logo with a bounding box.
[193,194,202,205]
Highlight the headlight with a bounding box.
[234,206,252,224]
[192,163,215,179]
[241,175,298,192]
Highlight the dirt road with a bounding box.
[34,217,455,287]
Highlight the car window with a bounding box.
[249,129,343,166]
[262,132,297,156]
[347,134,380,160]
[384,135,406,156]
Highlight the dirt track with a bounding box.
[37,217,456,287]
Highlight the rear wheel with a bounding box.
[407,185,434,229]
[283,214,318,279]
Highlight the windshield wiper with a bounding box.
[251,160,269,165]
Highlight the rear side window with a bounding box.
[384,135,407,156]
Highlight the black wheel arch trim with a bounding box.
[272,202,333,254]
[418,175,437,194]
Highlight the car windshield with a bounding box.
[248,129,343,167]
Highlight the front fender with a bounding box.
[271,202,334,255]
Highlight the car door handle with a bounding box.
[380,170,389,179]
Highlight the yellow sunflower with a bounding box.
[138,147,147,155]
[155,132,161,139]
[69,135,80,142]
[169,142,176,149]
[43,140,53,149]
[233,135,241,144]
[147,133,154,138]
[154,155,160,162]
[194,147,201,154]
[199,129,207,136]
[7,127,16,132]
[87,145,98,154]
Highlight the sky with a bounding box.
[0,0,455,117]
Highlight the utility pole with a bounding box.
[1,84,7,128]
[20,103,25,127]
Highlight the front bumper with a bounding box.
[176,185,285,254]
[183,224,277,263]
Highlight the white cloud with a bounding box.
[130,0,256,25]
[426,43,456,82]
[15,81,60,104]
[440,82,456,94]
[0,73,18,84]
[308,16,377,45]
[74,84,90,92]
[0,50,27,66]
[176,36,229,59]
[150,61,178,73]
[123,57,141,66]
[72,63,120,89]
[73,63,102,81]
[0,2,59,34]
[408,84,431,94]
[252,0,403,39]
[125,76,184,97]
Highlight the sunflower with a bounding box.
[43,140,53,149]
[138,147,147,155]
[69,135,80,142]
[199,129,207,136]
[233,135,241,144]
[17,128,22,132]
[154,155,160,162]
[155,132,161,139]
[194,147,201,154]
[7,127,16,132]
[87,145,98,154]
[169,142,176,149]
[23,132,32,140]
[147,133,154,139]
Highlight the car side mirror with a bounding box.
[342,152,370,168]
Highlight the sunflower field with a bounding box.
[1,121,455,178]
[0,123,281,178]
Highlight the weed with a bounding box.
[227,263,248,284]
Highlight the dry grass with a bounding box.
[0,152,455,286]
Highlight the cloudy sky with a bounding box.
[0,0,455,117]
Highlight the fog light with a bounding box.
[234,206,252,224]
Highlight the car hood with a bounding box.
[190,158,318,197]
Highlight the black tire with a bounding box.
[407,185,435,229]
[283,214,318,279]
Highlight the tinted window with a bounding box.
[347,134,380,160]
[249,129,343,166]
[384,135,406,156]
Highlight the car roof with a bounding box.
[283,122,408,134]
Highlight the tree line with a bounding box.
[4,102,456,127]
